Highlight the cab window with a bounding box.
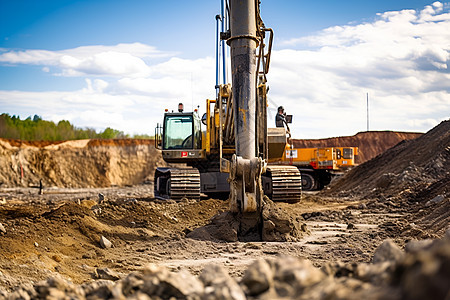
[343,148,353,159]
[163,115,193,149]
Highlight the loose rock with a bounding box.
[241,259,273,296]
[404,239,434,253]
[142,264,204,299]
[2,237,450,300]
[268,256,326,298]
[373,239,404,264]
[99,236,112,249]
[95,268,121,281]
[397,238,450,300]
[200,264,245,300]
[425,194,445,206]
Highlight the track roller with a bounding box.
[154,168,200,200]
[265,166,302,203]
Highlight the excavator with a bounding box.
[154,0,302,214]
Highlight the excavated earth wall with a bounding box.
[0,139,165,188]
[0,131,422,189]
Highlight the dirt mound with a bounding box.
[326,120,449,200]
[0,138,166,188]
[293,131,422,164]
[326,120,449,236]
[0,190,228,288]
[187,197,307,242]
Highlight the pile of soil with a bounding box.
[293,131,422,164]
[0,139,165,188]
[0,189,228,288]
[187,197,307,242]
[326,120,449,201]
[326,120,449,235]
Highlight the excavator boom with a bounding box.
[227,0,268,214]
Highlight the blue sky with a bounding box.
[1,0,449,138]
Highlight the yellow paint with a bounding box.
[205,99,217,154]
[238,107,248,128]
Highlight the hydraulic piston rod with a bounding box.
[229,0,258,159]
[228,0,265,213]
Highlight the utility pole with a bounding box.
[366,93,369,131]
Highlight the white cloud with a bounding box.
[0,43,172,77]
[115,57,215,98]
[59,51,151,77]
[0,54,216,135]
[0,88,163,135]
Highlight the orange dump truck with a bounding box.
[270,144,358,191]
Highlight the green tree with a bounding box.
[0,113,148,141]
[99,127,122,139]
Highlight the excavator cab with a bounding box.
[154,109,204,200]
[163,113,202,150]
[155,110,204,163]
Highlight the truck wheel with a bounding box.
[301,173,316,191]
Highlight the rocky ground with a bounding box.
[0,186,448,299]
[0,122,448,299]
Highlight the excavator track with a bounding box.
[266,165,302,203]
[154,168,200,200]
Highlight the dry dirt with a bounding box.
[0,125,448,298]
[0,139,166,188]
[0,187,424,289]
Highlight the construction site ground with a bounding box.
[0,186,429,289]
[0,123,448,297]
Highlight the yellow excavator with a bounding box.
[154,0,302,210]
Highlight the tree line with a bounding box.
[0,113,152,141]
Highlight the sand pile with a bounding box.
[187,197,307,242]
[327,120,449,202]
